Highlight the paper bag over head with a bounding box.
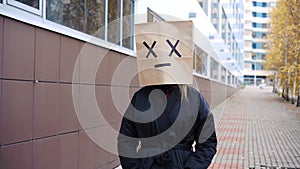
[135,21,194,86]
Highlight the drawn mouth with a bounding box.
[154,63,171,68]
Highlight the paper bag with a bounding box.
[135,21,193,86]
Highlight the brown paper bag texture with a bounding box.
[135,21,194,86]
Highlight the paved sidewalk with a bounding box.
[209,86,300,169]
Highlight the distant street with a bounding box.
[210,86,300,169]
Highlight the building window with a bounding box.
[108,0,120,44]
[8,0,42,15]
[47,0,106,39]
[262,43,268,49]
[252,63,255,70]
[221,7,227,42]
[252,53,256,60]
[14,0,39,9]
[252,12,257,17]
[254,63,264,70]
[198,0,208,16]
[252,43,256,49]
[262,13,267,18]
[227,71,232,84]
[46,0,134,49]
[262,2,267,7]
[211,0,219,31]
[210,58,219,80]
[189,12,197,18]
[147,8,165,23]
[252,1,257,6]
[194,45,208,76]
[227,24,232,51]
[122,0,133,49]
[252,23,257,27]
[221,66,226,83]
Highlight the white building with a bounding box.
[244,0,276,86]
[135,0,245,86]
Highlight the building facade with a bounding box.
[136,0,244,100]
[0,0,136,169]
[197,0,245,86]
[244,0,276,86]
[1,0,243,169]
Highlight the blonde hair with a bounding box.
[179,84,188,101]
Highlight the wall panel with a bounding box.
[33,137,59,169]
[60,36,83,83]
[78,131,95,169]
[0,141,33,169]
[59,83,81,133]
[34,82,59,139]
[0,16,3,78]
[59,132,78,169]
[35,28,60,82]
[1,80,33,145]
[96,50,121,86]
[3,18,35,80]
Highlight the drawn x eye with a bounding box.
[143,41,157,58]
[166,39,181,57]
[142,40,182,58]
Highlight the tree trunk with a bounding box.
[297,84,300,107]
[297,58,300,107]
[292,59,298,104]
[285,41,290,102]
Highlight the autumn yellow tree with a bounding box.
[266,0,300,105]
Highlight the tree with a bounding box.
[266,0,300,105]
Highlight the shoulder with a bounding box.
[186,85,204,99]
[187,85,200,94]
[186,85,209,106]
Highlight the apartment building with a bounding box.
[244,0,276,86]
[1,0,243,168]
[135,0,244,101]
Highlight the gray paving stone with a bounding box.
[210,86,300,168]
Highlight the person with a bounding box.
[117,84,217,169]
[118,20,217,169]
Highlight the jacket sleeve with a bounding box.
[183,93,217,169]
[117,95,141,169]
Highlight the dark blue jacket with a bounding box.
[118,85,217,169]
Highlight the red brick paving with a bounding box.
[216,128,246,133]
[218,136,245,142]
[217,148,244,155]
[209,162,243,169]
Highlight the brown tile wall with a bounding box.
[0,16,3,78]
[195,77,238,109]
[0,16,126,169]
[3,17,35,80]
[0,15,238,169]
